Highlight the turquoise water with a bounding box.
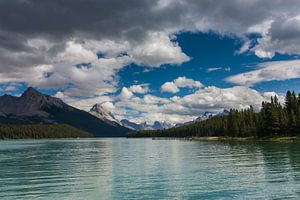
[1,139,300,199]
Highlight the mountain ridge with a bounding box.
[0,87,129,137]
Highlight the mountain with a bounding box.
[152,121,174,130]
[175,109,230,127]
[89,103,121,127]
[138,122,154,130]
[87,103,175,131]
[0,87,129,137]
[121,109,231,131]
[215,109,230,117]
[194,111,214,122]
[120,119,175,131]
[120,119,141,130]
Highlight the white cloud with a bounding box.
[161,76,203,93]
[174,76,203,88]
[101,101,116,111]
[207,67,222,72]
[54,91,65,99]
[130,32,190,67]
[119,87,134,100]
[226,60,300,86]
[224,67,231,72]
[1,82,22,92]
[252,16,300,58]
[206,67,231,73]
[54,91,112,111]
[128,84,150,94]
[113,85,282,124]
[57,41,97,64]
[166,86,273,114]
[161,82,179,93]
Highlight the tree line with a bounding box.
[0,124,92,139]
[128,91,300,138]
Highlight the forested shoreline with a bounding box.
[0,124,92,139]
[128,91,300,138]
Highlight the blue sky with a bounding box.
[1,0,300,123]
[119,32,299,97]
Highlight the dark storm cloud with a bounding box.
[0,0,300,53]
[0,0,184,42]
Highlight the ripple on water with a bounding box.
[1,139,300,199]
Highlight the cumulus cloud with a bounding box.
[101,101,116,111]
[0,82,22,92]
[130,32,190,67]
[161,82,179,93]
[119,87,134,100]
[226,60,300,86]
[161,76,203,93]
[128,84,150,94]
[54,91,113,111]
[252,16,300,58]
[114,85,282,124]
[174,76,203,88]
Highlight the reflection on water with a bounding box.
[1,139,300,199]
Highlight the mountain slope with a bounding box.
[120,119,141,130]
[0,87,129,137]
[89,103,121,127]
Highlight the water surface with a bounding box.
[1,138,300,199]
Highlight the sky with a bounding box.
[1,0,300,123]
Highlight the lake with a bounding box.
[1,138,300,199]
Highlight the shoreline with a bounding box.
[151,136,300,142]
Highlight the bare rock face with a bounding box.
[0,87,68,117]
[89,103,121,127]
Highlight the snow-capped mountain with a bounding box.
[175,109,230,127]
[195,111,214,122]
[152,121,174,130]
[89,103,121,127]
[120,119,141,130]
[215,109,230,117]
[120,120,175,131]
[88,104,175,131]
[88,102,230,131]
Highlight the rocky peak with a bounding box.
[91,103,108,113]
[22,87,42,96]
[0,87,66,117]
[89,103,120,126]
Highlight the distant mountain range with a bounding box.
[89,102,230,131]
[0,87,129,137]
[120,119,174,131]
[89,105,175,131]
[174,110,230,127]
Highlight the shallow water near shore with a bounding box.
[1,138,300,199]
